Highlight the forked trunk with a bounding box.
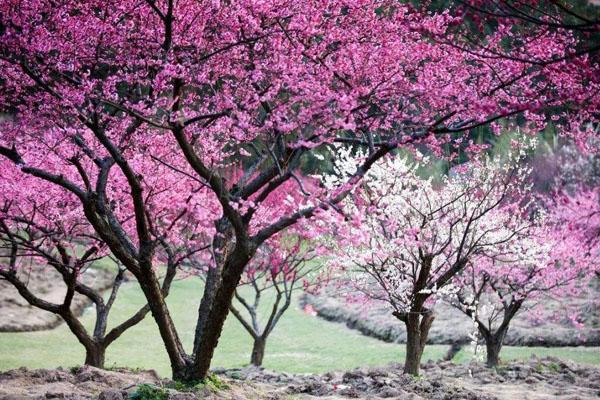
[401,255,435,376]
[403,311,434,375]
[477,301,520,369]
[479,325,509,368]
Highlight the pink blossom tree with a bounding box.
[325,150,535,375]
[451,189,600,367]
[181,178,328,367]
[0,162,187,368]
[0,0,597,381]
[449,217,597,367]
[550,189,600,274]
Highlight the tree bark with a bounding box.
[485,338,502,368]
[250,337,266,366]
[84,342,106,368]
[400,255,435,376]
[443,341,467,361]
[479,324,509,368]
[404,316,424,376]
[478,300,521,369]
[135,271,189,380]
[402,311,435,376]
[191,247,252,381]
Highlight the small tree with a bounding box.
[451,198,599,367]
[0,166,184,368]
[0,212,181,368]
[326,149,533,375]
[227,234,321,366]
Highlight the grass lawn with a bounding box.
[0,275,598,376]
[454,345,600,366]
[0,276,447,376]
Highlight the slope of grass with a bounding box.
[1,275,598,376]
[0,276,447,376]
[453,345,600,366]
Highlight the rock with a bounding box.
[338,386,361,398]
[31,369,70,383]
[211,367,227,375]
[288,381,329,396]
[524,376,539,384]
[98,390,123,400]
[322,371,343,383]
[1,359,598,400]
[342,370,364,382]
[224,369,244,380]
[166,392,196,400]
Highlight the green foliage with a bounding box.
[198,373,230,392]
[128,384,168,400]
[546,362,561,373]
[166,381,190,392]
[533,361,560,374]
[227,371,243,380]
[166,373,229,394]
[68,365,81,374]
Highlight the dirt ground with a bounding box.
[0,266,116,332]
[0,357,598,399]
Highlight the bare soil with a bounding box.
[0,358,598,399]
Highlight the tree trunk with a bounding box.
[404,315,424,375]
[136,271,189,380]
[250,337,266,366]
[485,338,502,368]
[193,261,223,356]
[443,341,467,361]
[84,343,106,368]
[403,311,435,376]
[478,301,520,369]
[192,248,252,381]
[479,325,509,368]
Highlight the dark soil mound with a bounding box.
[3,358,594,399]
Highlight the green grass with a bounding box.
[1,274,598,376]
[0,276,447,376]
[453,345,600,365]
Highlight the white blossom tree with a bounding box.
[325,149,534,375]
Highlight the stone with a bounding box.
[98,390,123,400]
[377,387,406,398]
[167,392,196,400]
